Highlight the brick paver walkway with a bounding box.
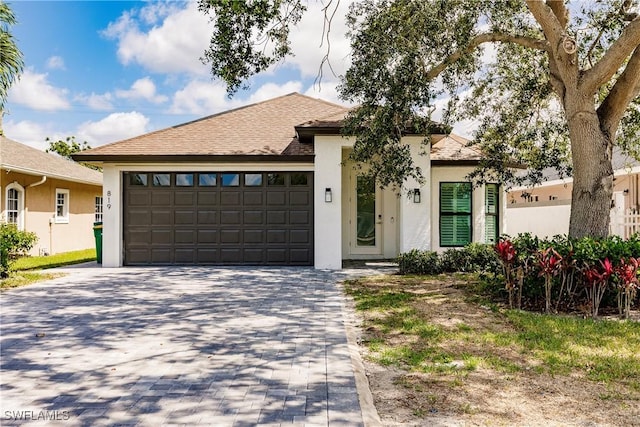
[0,267,364,426]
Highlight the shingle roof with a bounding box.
[77,93,349,158]
[430,134,482,162]
[1,136,102,185]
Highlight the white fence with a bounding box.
[611,208,640,238]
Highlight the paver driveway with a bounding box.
[0,267,365,426]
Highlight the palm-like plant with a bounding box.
[0,2,24,115]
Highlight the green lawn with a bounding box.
[344,275,640,389]
[1,249,96,290]
[11,248,96,271]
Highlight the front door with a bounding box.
[350,174,383,255]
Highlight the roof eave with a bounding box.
[71,154,315,163]
[1,164,102,186]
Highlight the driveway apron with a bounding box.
[0,267,364,426]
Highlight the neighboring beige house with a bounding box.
[1,136,103,255]
[74,93,505,269]
[506,150,640,238]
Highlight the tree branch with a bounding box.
[425,33,548,80]
[526,0,565,46]
[597,46,640,138]
[581,17,640,95]
[547,0,569,29]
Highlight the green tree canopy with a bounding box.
[199,0,640,238]
[46,136,101,171]
[0,1,24,113]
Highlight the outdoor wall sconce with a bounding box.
[413,188,421,203]
[325,188,332,203]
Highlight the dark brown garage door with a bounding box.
[123,172,313,265]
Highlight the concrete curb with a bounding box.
[339,281,383,427]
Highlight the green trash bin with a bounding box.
[93,222,103,264]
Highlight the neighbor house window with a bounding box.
[5,183,25,230]
[55,189,70,223]
[95,196,103,223]
[440,182,472,247]
[485,184,499,244]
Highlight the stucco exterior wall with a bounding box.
[505,202,571,238]
[430,166,505,252]
[315,134,431,268]
[0,170,102,255]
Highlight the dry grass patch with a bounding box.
[344,274,640,426]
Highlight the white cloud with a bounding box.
[116,77,168,104]
[76,92,114,111]
[76,112,150,145]
[304,80,350,106]
[169,80,237,115]
[247,81,303,103]
[2,119,56,150]
[286,1,352,80]
[7,69,70,111]
[103,2,212,75]
[169,80,310,115]
[46,56,65,70]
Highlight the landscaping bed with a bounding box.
[345,274,640,426]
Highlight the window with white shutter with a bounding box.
[485,184,499,244]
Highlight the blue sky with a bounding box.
[3,0,469,151]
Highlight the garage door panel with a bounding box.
[244,229,264,244]
[151,229,172,244]
[267,211,286,224]
[290,191,309,205]
[175,229,195,243]
[243,249,264,263]
[126,248,150,264]
[267,248,287,263]
[152,192,171,206]
[175,249,195,263]
[290,210,309,224]
[197,248,218,263]
[221,210,241,224]
[198,192,217,205]
[244,192,263,205]
[221,248,242,263]
[267,192,286,205]
[175,210,195,224]
[128,210,151,226]
[290,229,310,244]
[198,229,218,243]
[220,192,241,205]
[267,230,286,243]
[244,211,264,224]
[175,192,195,205]
[220,230,240,244]
[124,171,313,266]
[197,210,217,224]
[290,248,311,263]
[127,229,151,244]
[151,248,172,263]
[151,210,172,225]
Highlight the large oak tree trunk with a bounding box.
[566,98,614,239]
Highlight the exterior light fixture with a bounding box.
[413,188,421,203]
[325,188,332,203]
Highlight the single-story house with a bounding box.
[74,93,505,269]
[1,136,103,255]
[505,149,640,238]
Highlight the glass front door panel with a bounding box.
[356,176,376,246]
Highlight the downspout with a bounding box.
[28,176,47,188]
[27,176,48,255]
